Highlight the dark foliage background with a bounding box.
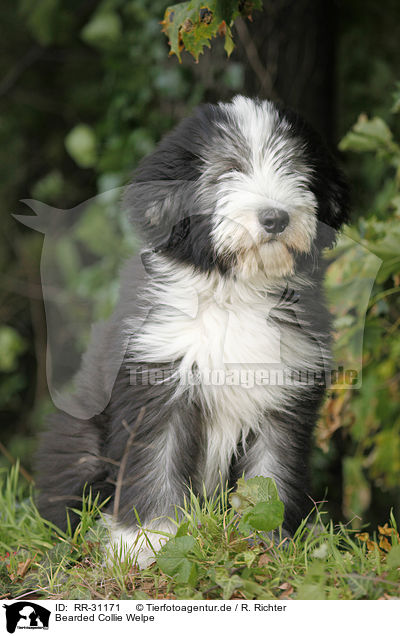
[0,0,399,528]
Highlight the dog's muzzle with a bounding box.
[258,208,289,235]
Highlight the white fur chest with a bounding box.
[127,257,324,487]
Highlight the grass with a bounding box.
[1,463,400,601]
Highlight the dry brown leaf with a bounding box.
[378,592,399,600]
[17,558,33,578]
[317,393,348,451]
[7,558,33,582]
[278,581,291,590]
[379,536,392,552]
[258,553,272,567]
[378,523,396,536]
[366,540,379,552]
[278,582,294,599]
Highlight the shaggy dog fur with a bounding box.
[36,96,349,567]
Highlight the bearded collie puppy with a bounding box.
[36,96,349,567]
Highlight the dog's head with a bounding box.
[126,96,349,279]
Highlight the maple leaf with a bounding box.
[161,0,262,61]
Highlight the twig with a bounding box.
[113,408,146,518]
[234,17,277,99]
[47,494,84,503]
[8,589,45,601]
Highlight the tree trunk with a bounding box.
[233,0,336,143]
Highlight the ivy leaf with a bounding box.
[161,0,262,61]
[157,535,198,585]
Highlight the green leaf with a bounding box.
[131,591,149,600]
[31,170,64,203]
[238,500,284,535]
[242,550,256,566]
[339,115,394,154]
[0,327,27,373]
[162,3,190,61]
[81,11,122,48]
[175,521,190,537]
[65,124,97,168]
[386,545,400,570]
[214,569,243,598]
[353,115,393,144]
[229,475,281,513]
[297,582,326,600]
[296,562,326,599]
[157,535,198,585]
[230,477,285,536]
[224,25,235,57]
[240,578,266,598]
[391,81,400,114]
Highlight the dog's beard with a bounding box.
[212,208,317,280]
[213,221,308,280]
[233,240,295,279]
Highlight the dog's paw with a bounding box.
[104,516,177,569]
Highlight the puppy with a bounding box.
[36,96,349,567]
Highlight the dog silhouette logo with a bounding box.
[3,602,50,633]
[13,191,137,419]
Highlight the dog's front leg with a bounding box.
[106,398,202,568]
[230,411,315,537]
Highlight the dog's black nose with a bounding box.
[258,208,289,234]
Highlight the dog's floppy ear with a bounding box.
[124,178,198,248]
[277,106,350,250]
[311,153,350,250]
[124,103,223,248]
[310,145,350,249]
